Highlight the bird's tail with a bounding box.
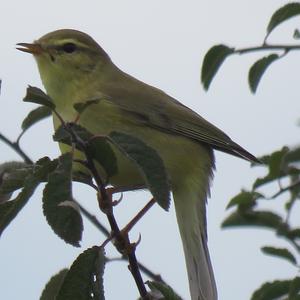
[173,179,217,300]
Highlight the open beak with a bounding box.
[16,43,44,55]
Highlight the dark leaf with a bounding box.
[289,277,300,298]
[53,124,117,179]
[0,161,32,202]
[43,152,83,246]
[226,191,263,210]
[23,86,55,109]
[201,44,234,90]
[21,106,52,132]
[222,210,283,230]
[57,246,105,300]
[251,280,290,300]
[0,157,57,236]
[109,131,171,210]
[40,269,68,300]
[253,147,289,189]
[146,281,183,300]
[248,54,279,93]
[73,99,100,115]
[261,246,297,265]
[267,3,300,36]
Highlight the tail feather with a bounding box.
[173,156,217,300]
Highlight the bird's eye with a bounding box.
[62,43,77,53]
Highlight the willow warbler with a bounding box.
[17,29,258,300]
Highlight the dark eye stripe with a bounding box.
[61,43,77,53]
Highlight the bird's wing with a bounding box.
[99,76,259,163]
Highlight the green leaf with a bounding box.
[73,99,100,115]
[289,277,300,298]
[251,280,290,300]
[0,157,57,236]
[267,3,300,36]
[53,124,118,179]
[40,269,68,300]
[248,54,279,93]
[253,147,289,189]
[222,210,283,230]
[23,86,55,109]
[57,246,105,300]
[109,131,171,210]
[146,281,183,300]
[21,106,52,132]
[226,191,263,210]
[261,246,297,265]
[0,161,32,202]
[201,44,234,90]
[43,152,83,246]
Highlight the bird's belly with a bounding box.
[53,101,213,191]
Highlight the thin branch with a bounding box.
[0,132,33,164]
[235,43,300,55]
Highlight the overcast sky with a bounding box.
[1,1,299,299]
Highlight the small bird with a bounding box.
[17,29,258,300]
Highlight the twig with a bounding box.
[0,132,33,164]
[235,43,300,55]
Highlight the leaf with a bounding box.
[289,277,300,298]
[109,131,171,210]
[251,280,290,300]
[40,269,68,300]
[43,152,83,246]
[248,54,279,93]
[57,246,105,300]
[73,99,100,115]
[0,161,32,202]
[0,157,57,236]
[222,210,283,230]
[53,124,117,179]
[261,246,297,265]
[201,44,234,90]
[23,86,55,109]
[21,106,52,132]
[267,3,300,36]
[146,281,183,300]
[253,147,289,189]
[226,191,263,210]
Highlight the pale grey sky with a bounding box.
[0,1,299,299]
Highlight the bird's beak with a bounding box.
[16,43,44,55]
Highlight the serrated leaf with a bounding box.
[0,161,32,202]
[146,281,183,300]
[267,3,300,36]
[248,54,279,93]
[226,191,263,210]
[23,86,55,109]
[253,147,289,189]
[40,269,68,300]
[73,99,100,115]
[0,157,57,236]
[251,280,290,300]
[57,246,105,300]
[109,131,171,210]
[43,152,83,246]
[53,124,117,179]
[289,277,300,298]
[222,210,283,230]
[201,44,234,90]
[261,246,297,265]
[21,106,52,132]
